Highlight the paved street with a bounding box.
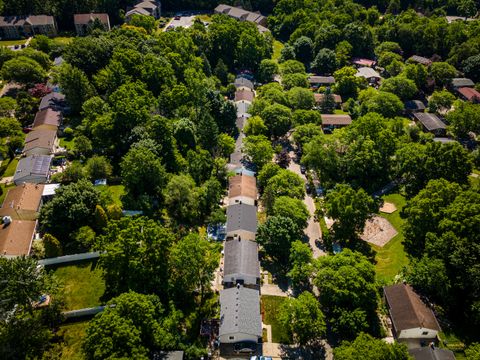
[288,151,326,258]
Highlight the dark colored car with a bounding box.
[174,16,181,20]
[233,341,257,354]
[300,165,306,174]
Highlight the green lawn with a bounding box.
[59,137,75,150]
[0,39,26,46]
[52,261,105,311]
[0,183,15,205]
[97,184,125,207]
[57,321,89,360]
[272,40,284,62]
[261,295,292,344]
[2,157,18,177]
[53,37,74,46]
[372,193,409,283]
[196,14,212,22]
[439,331,467,360]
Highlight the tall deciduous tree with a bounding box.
[56,63,96,114]
[1,57,46,86]
[279,291,326,346]
[334,333,411,360]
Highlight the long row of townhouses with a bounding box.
[218,77,263,354]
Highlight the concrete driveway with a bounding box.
[164,15,196,31]
[287,152,326,258]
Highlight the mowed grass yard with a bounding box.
[261,295,292,344]
[272,40,284,62]
[57,321,89,360]
[51,260,105,310]
[97,184,125,207]
[371,193,409,283]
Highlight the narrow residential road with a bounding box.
[288,151,326,258]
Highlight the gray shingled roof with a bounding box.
[451,78,475,88]
[13,155,52,183]
[308,76,335,84]
[226,203,257,234]
[408,347,455,360]
[219,286,262,337]
[413,113,446,131]
[234,78,254,89]
[224,238,260,280]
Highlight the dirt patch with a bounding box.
[361,216,398,247]
[380,202,397,214]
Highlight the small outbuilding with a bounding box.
[456,87,480,103]
[321,114,352,131]
[308,75,335,88]
[355,67,381,84]
[412,112,447,136]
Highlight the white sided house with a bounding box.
[228,174,257,206]
[223,237,260,289]
[219,285,262,344]
[226,203,257,241]
[384,283,441,349]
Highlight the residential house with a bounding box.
[0,217,36,257]
[74,13,110,36]
[450,78,475,89]
[39,92,68,113]
[156,351,184,360]
[408,55,432,66]
[23,129,58,156]
[13,155,52,185]
[226,203,257,241]
[456,87,480,103]
[405,100,426,113]
[228,174,257,206]
[32,108,61,131]
[308,75,335,88]
[126,0,161,20]
[353,58,376,67]
[321,114,352,131]
[314,93,342,109]
[234,77,254,90]
[214,4,267,27]
[412,112,447,136]
[409,346,456,360]
[219,285,262,344]
[355,67,381,84]
[445,16,475,23]
[384,283,441,348]
[223,237,260,289]
[0,183,44,221]
[234,88,254,103]
[0,15,57,39]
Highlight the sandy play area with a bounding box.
[361,216,398,247]
[380,202,397,214]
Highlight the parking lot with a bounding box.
[164,15,196,31]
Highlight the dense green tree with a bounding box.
[407,256,451,303]
[243,135,274,170]
[0,256,47,313]
[287,87,314,110]
[257,162,282,191]
[314,249,378,339]
[257,216,302,266]
[163,174,200,225]
[99,217,174,297]
[271,196,309,230]
[43,234,62,258]
[402,63,428,90]
[0,117,21,137]
[465,343,480,360]
[311,48,337,75]
[63,36,113,76]
[462,54,480,82]
[446,102,480,139]
[279,59,306,75]
[279,291,326,346]
[428,90,456,113]
[288,241,313,291]
[323,184,378,246]
[282,72,309,89]
[261,103,292,137]
[396,141,472,197]
[128,14,156,33]
[402,179,463,257]
[57,63,96,114]
[120,145,167,211]
[258,59,279,83]
[244,115,268,136]
[293,36,314,64]
[334,333,411,360]
[292,109,321,126]
[84,156,112,181]
[429,62,457,87]
[379,76,418,101]
[0,97,17,118]
[1,57,46,85]
[292,123,323,147]
[39,180,102,245]
[359,88,403,118]
[263,169,305,210]
[334,66,364,99]
[168,233,219,302]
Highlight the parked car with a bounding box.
[251,356,273,360]
[174,16,181,20]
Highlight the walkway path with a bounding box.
[287,151,326,258]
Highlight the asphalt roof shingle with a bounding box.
[226,203,257,234]
[223,238,260,280]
